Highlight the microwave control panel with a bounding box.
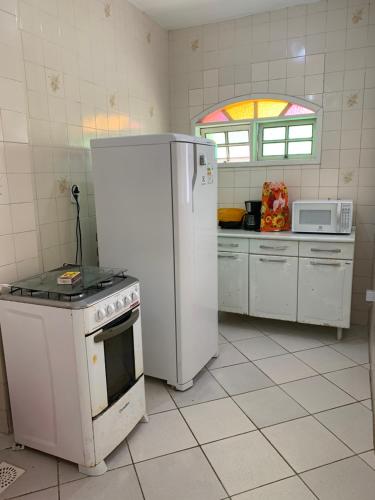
[340,203,353,233]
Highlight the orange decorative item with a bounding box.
[260,182,291,232]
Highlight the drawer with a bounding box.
[218,237,249,253]
[250,239,298,256]
[93,376,146,464]
[299,241,354,260]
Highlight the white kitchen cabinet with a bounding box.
[218,252,248,314]
[298,258,353,329]
[218,230,355,340]
[249,255,298,321]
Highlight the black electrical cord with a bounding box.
[71,185,82,266]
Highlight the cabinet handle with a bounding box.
[218,243,239,248]
[259,258,287,263]
[218,255,239,260]
[310,261,340,267]
[310,248,341,253]
[259,245,288,251]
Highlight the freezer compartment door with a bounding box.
[171,141,218,386]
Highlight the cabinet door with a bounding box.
[298,258,353,328]
[249,255,298,321]
[218,252,248,314]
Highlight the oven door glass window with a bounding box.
[99,310,137,406]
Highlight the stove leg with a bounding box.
[78,461,108,476]
[174,379,194,391]
[337,327,343,341]
[141,414,149,423]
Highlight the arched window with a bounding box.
[193,95,322,167]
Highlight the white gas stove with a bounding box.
[0,265,147,476]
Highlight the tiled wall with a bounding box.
[169,0,375,328]
[0,0,169,432]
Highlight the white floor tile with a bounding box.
[331,338,369,364]
[207,342,248,370]
[219,314,265,342]
[360,451,375,470]
[136,447,226,500]
[232,476,316,499]
[218,334,228,344]
[263,416,353,473]
[211,363,274,395]
[361,399,372,410]
[59,439,132,486]
[267,332,325,352]
[281,376,355,413]
[12,488,58,499]
[324,366,371,400]
[301,456,375,500]
[233,336,287,361]
[58,461,85,485]
[127,410,196,462]
[233,386,307,428]
[145,377,176,415]
[106,439,132,470]
[315,403,374,453]
[59,465,143,500]
[168,369,227,408]
[0,447,58,499]
[294,346,356,373]
[202,431,293,496]
[263,324,325,352]
[254,354,316,384]
[180,397,255,444]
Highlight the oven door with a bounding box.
[293,202,339,233]
[86,306,143,418]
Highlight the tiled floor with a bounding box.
[0,313,374,500]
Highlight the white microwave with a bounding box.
[292,200,353,234]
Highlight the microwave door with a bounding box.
[296,203,336,233]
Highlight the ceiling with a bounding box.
[128,0,319,30]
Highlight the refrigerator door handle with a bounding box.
[191,152,197,212]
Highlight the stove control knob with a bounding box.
[115,299,123,310]
[132,291,139,302]
[123,295,130,306]
[96,308,106,322]
[106,303,115,315]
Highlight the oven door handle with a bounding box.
[94,309,140,343]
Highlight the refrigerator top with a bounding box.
[91,133,214,148]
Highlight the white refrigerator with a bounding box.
[91,134,218,390]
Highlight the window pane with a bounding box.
[263,143,285,156]
[228,145,250,162]
[216,146,227,163]
[205,132,226,144]
[288,141,312,155]
[228,130,248,143]
[288,124,313,139]
[263,127,286,141]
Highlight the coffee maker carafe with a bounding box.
[243,200,262,231]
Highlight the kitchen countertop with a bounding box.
[218,228,356,243]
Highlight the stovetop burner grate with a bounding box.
[9,265,129,302]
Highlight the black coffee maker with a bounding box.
[243,200,262,231]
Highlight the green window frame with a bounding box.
[199,116,318,166]
[202,124,251,164]
[257,118,317,161]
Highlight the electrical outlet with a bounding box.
[71,184,80,203]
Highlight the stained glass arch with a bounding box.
[197,97,316,125]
